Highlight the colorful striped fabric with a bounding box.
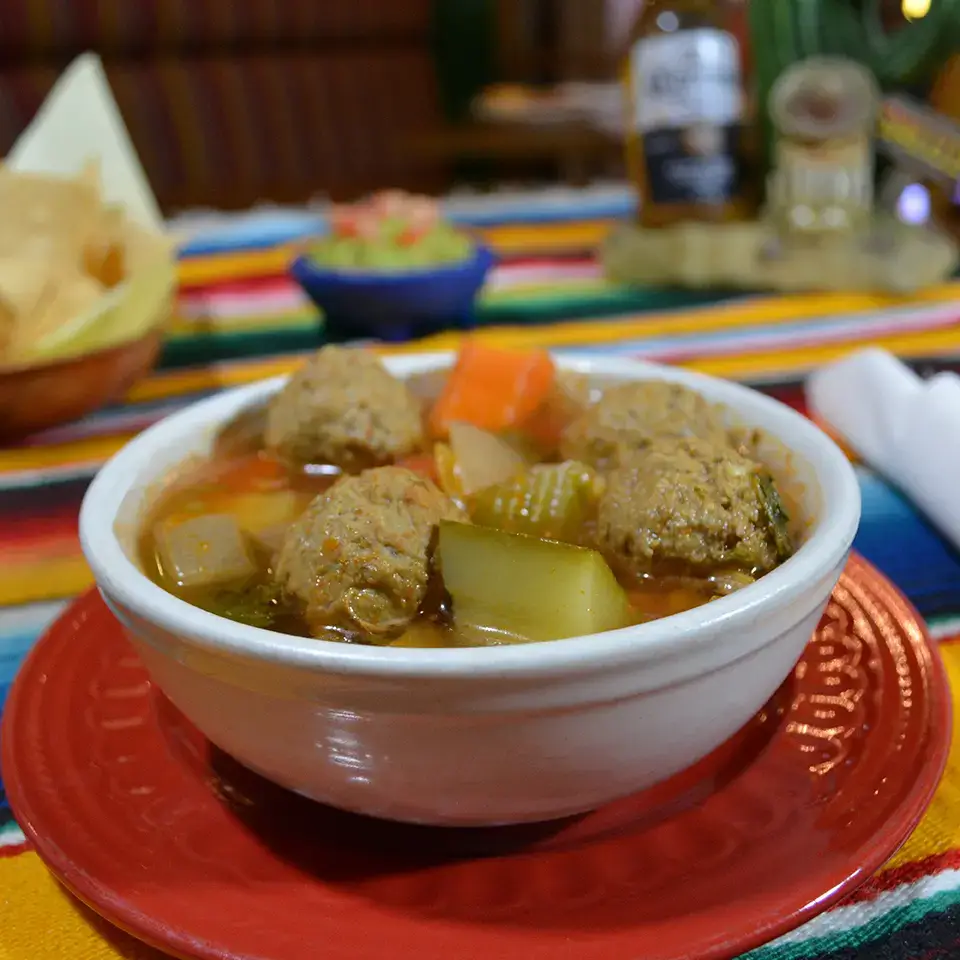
[3,188,960,960]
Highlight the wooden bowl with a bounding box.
[0,327,163,442]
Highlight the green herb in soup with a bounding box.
[140,344,798,647]
[195,581,284,630]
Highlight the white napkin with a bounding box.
[806,347,960,551]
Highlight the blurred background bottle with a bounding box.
[623,0,756,227]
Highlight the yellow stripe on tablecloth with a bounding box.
[171,209,585,285]
[477,219,614,252]
[687,325,960,381]
[125,355,301,404]
[0,556,93,606]
[869,638,960,871]
[0,854,163,960]
[175,220,615,287]
[178,245,302,287]
[0,434,138,474]
[1,641,960,960]
[0,286,959,478]
[149,283,960,396]
[2,321,960,480]
[389,295,958,356]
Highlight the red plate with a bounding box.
[2,554,951,960]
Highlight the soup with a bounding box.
[140,344,796,647]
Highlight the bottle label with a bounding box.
[630,29,745,206]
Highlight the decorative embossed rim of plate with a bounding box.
[1,553,952,960]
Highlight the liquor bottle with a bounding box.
[931,54,960,240]
[623,0,754,227]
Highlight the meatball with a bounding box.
[596,437,784,576]
[265,346,424,469]
[560,381,728,471]
[274,467,464,640]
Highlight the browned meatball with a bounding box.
[560,381,728,471]
[596,437,787,577]
[265,346,424,469]
[274,467,465,640]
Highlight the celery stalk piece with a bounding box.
[469,460,601,542]
[438,520,634,643]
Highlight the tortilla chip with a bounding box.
[0,160,171,367]
[77,157,102,194]
[121,219,174,274]
[4,270,104,360]
[83,204,128,287]
[33,272,105,337]
[0,166,101,264]
[0,256,53,321]
[0,300,14,357]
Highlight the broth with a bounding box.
[140,445,717,647]
[139,345,798,648]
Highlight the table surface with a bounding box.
[3,186,960,960]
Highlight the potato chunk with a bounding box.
[154,513,256,589]
[438,520,633,644]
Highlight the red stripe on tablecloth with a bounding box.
[0,838,30,858]
[176,253,600,295]
[179,275,296,299]
[0,508,81,552]
[845,850,960,907]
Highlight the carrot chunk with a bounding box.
[219,453,289,493]
[428,342,555,438]
[395,453,440,483]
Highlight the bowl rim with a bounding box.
[79,351,861,680]
[290,241,496,285]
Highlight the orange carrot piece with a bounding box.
[523,400,569,454]
[428,342,555,438]
[396,453,440,483]
[219,453,289,493]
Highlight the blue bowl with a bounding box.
[290,243,496,342]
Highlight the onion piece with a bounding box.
[448,421,527,496]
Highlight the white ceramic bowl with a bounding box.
[80,353,860,826]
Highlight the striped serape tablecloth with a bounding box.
[3,186,960,960]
